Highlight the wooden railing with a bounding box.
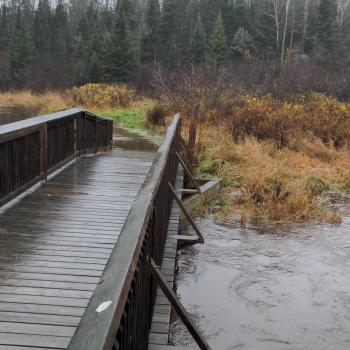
[68,115,181,350]
[0,108,113,206]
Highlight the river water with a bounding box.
[171,208,350,350]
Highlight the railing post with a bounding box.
[106,121,110,150]
[73,116,77,155]
[95,118,98,153]
[82,112,86,155]
[40,124,48,180]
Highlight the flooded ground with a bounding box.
[113,125,158,151]
[171,205,350,350]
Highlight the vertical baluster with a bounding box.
[40,124,48,180]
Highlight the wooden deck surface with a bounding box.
[0,149,154,349]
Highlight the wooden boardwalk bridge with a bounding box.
[0,109,210,350]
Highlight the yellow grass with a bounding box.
[0,84,141,116]
[1,87,349,225]
[195,123,349,224]
[169,92,350,224]
[0,90,69,115]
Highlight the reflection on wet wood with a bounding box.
[113,125,159,151]
[0,148,154,349]
[0,108,113,207]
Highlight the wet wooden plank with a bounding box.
[0,333,70,349]
[0,303,85,317]
[0,146,154,349]
[0,279,96,291]
[0,311,80,326]
[67,115,180,350]
[0,346,60,350]
[0,322,75,337]
[0,286,92,299]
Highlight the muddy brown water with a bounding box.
[171,205,350,350]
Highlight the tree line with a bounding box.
[0,0,349,90]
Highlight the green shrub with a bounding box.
[306,176,330,196]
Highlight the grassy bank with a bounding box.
[196,127,349,224]
[183,94,350,224]
[153,91,350,224]
[1,85,349,224]
[100,110,145,129]
[0,85,153,133]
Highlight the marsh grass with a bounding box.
[2,86,349,224]
[0,86,157,133]
[195,124,349,224]
[0,90,69,116]
[0,84,145,116]
[168,91,350,224]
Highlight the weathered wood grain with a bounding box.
[0,143,154,349]
[0,109,113,206]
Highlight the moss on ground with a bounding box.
[99,110,146,130]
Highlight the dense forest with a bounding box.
[0,0,349,94]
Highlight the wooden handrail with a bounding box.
[0,108,113,207]
[0,108,112,139]
[68,114,181,350]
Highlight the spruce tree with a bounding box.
[142,0,161,62]
[9,8,32,83]
[175,0,192,62]
[120,0,137,32]
[208,13,228,66]
[108,3,136,81]
[161,0,178,41]
[255,0,277,57]
[200,0,226,36]
[161,0,179,67]
[52,1,70,54]
[190,15,207,64]
[230,27,255,58]
[316,0,338,54]
[34,0,53,55]
[0,4,11,51]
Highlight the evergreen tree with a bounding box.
[161,0,178,41]
[208,13,227,66]
[161,0,179,67]
[167,36,180,68]
[34,0,53,55]
[142,0,161,62]
[175,0,192,62]
[0,0,348,90]
[120,0,137,31]
[108,3,136,81]
[221,0,235,42]
[22,0,35,37]
[316,0,338,54]
[230,27,255,58]
[255,0,277,57]
[9,8,32,83]
[190,14,207,63]
[52,1,70,54]
[72,3,100,83]
[0,4,11,51]
[200,0,226,36]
